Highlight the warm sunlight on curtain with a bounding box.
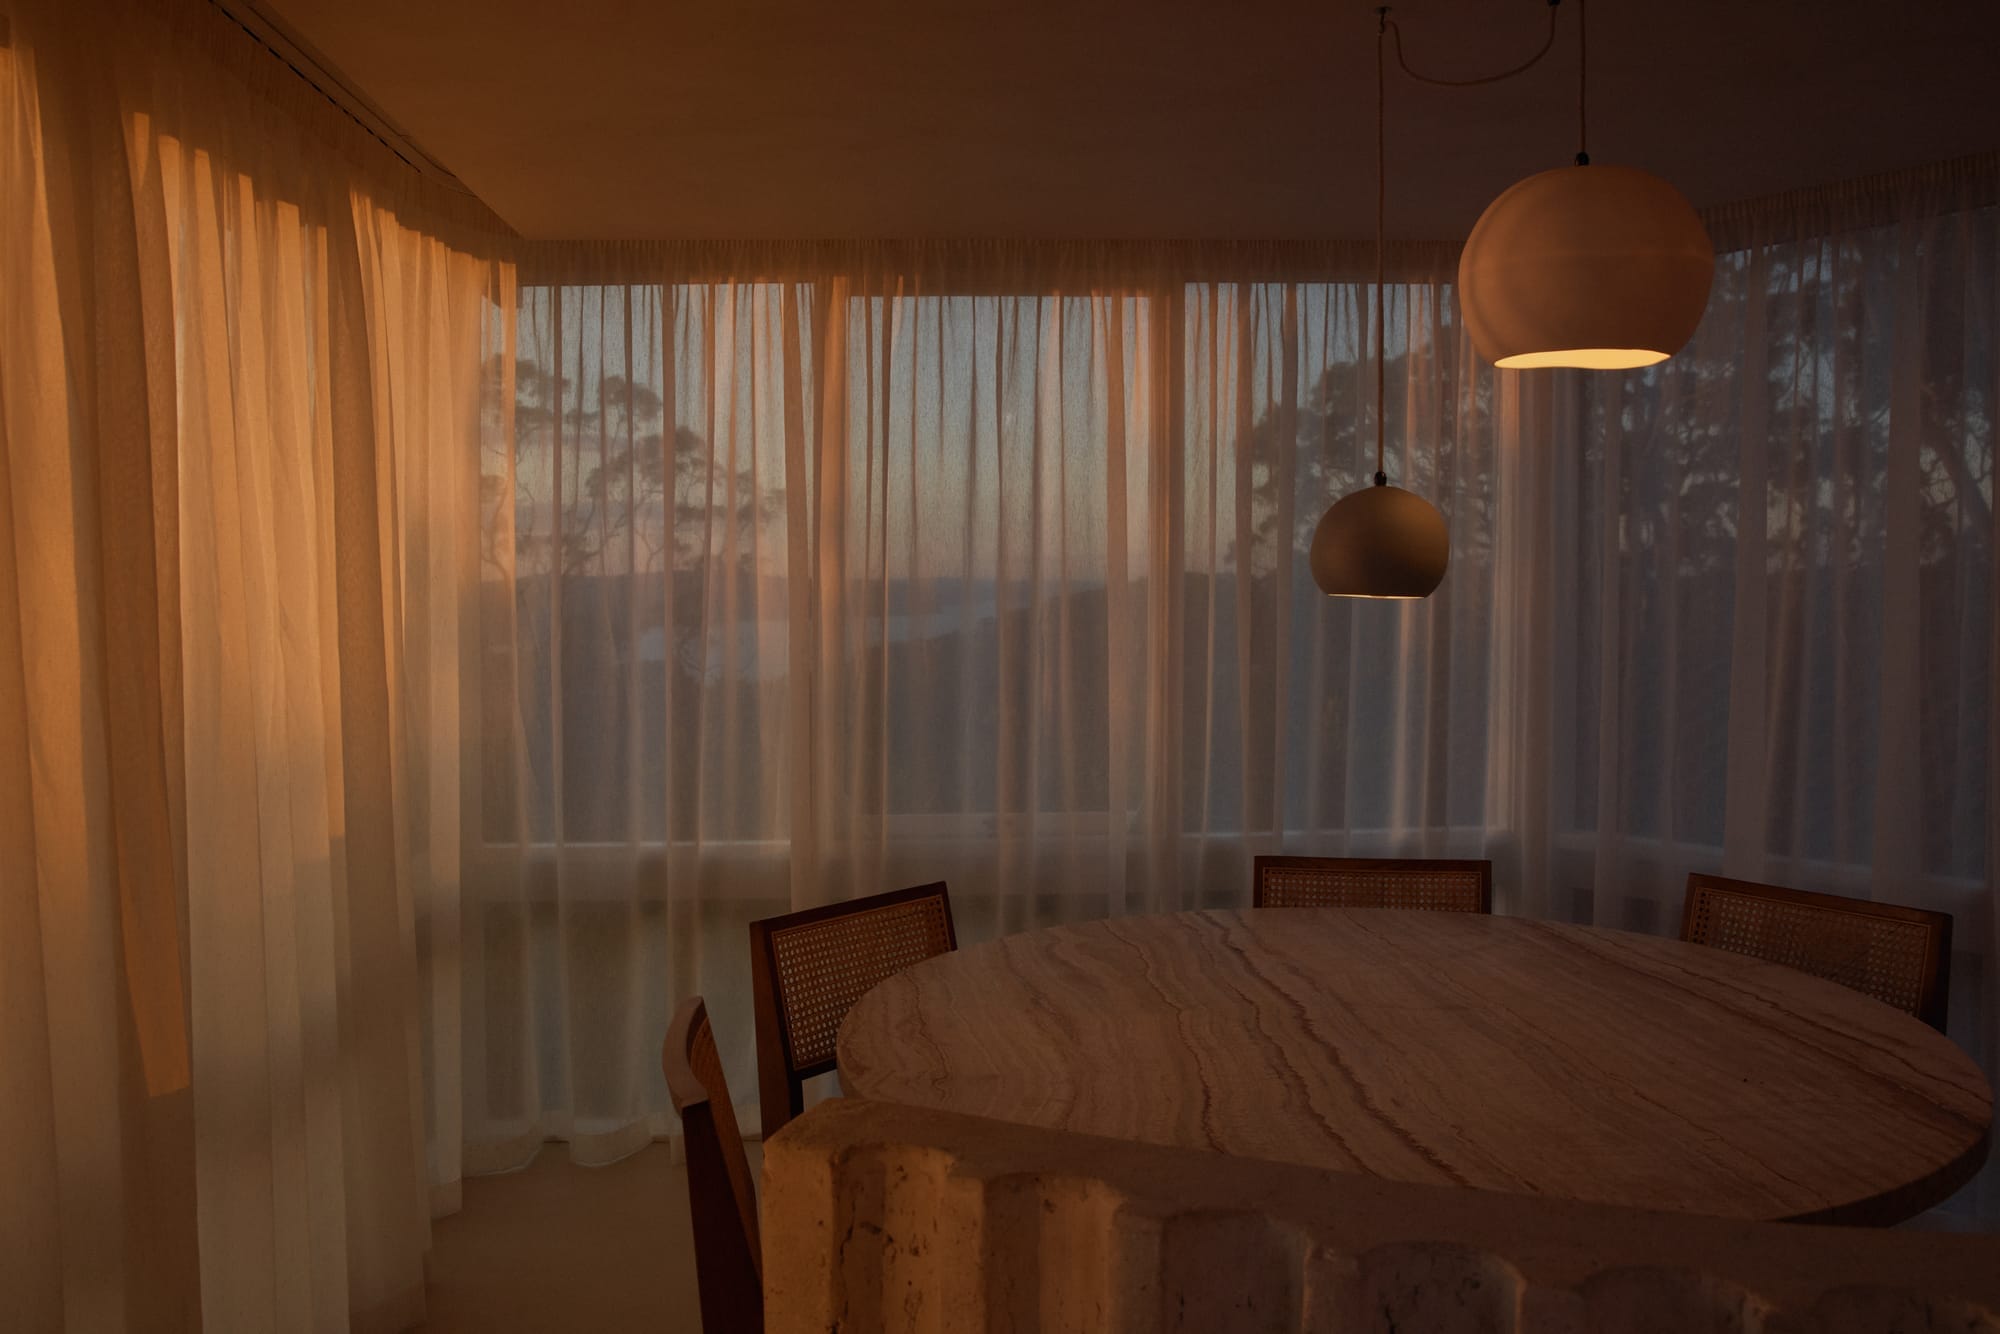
[2,0,507,1328]
[2,16,200,1331]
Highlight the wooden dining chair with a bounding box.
[665,996,762,1334]
[1679,873,1952,1032]
[749,881,957,1137]
[1252,856,1493,913]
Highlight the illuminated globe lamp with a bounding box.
[1457,163,1714,370]
[1310,472,1449,599]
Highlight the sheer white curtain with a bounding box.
[463,243,1519,1166]
[1536,158,1999,1217]
[2,0,506,1327]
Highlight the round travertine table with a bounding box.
[837,908,1992,1223]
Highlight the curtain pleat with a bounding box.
[3,10,204,1330]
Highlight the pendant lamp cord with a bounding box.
[1384,0,1589,165]
[1574,0,1589,165]
[1374,8,1389,486]
[1385,0,1562,89]
[1371,0,1591,484]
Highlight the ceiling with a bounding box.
[254,0,2000,241]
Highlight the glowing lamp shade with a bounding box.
[1309,483,1450,599]
[1458,164,1714,370]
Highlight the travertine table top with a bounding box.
[838,908,1992,1223]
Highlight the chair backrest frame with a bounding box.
[665,996,763,1334]
[1679,873,1952,1032]
[1252,856,1494,914]
[749,881,956,1137]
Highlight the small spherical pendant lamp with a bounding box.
[1311,477,1449,598]
[1455,0,1713,369]
[1311,8,1449,601]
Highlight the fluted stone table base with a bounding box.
[763,1098,2000,1334]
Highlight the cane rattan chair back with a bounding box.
[1680,873,1952,1032]
[1252,856,1493,914]
[749,881,956,1136]
[664,996,762,1334]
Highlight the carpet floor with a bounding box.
[415,1142,758,1333]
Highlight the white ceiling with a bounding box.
[256,0,2000,241]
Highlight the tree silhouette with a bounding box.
[479,354,777,581]
[1242,337,1500,579]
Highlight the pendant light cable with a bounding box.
[1308,3,1452,599]
[1374,7,1388,486]
[1385,0,1561,89]
[1574,0,1590,164]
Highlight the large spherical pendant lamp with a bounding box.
[1453,0,1713,370]
[1311,8,1449,600]
[1458,164,1713,369]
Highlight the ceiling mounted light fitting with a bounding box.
[1444,0,1715,369]
[1310,7,1449,601]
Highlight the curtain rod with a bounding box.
[204,0,475,194]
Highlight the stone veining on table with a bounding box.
[838,908,1992,1222]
